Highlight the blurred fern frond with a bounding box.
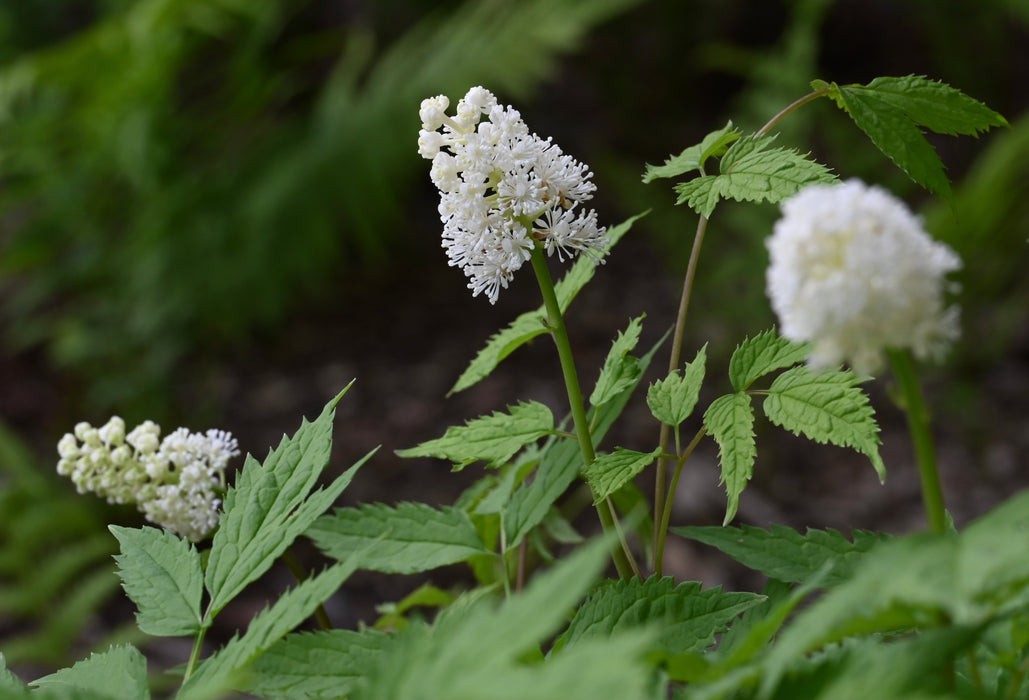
[0,0,642,411]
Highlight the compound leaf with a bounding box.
[674,135,836,217]
[205,385,371,616]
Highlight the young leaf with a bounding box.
[395,401,555,470]
[243,629,389,700]
[205,386,373,617]
[502,331,667,548]
[449,212,646,395]
[642,122,741,182]
[763,366,885,481]
[590,315,645,408]
[647,344,708,426]
[183,556,367,697]
[703,393,757,525]
[674,524,891,588]
[819,75,1007,200]
[584,447,662,503]
[555,576,764,656]
[674,135,836,217]
[31,645,149,700]
[307,502,488,574]
[728,329,809,392]
[109,525,203,637]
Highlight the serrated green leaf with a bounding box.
[674,135,836,217]
[825,75,1006,200]
[647,344,708,426]
[758,491,1029,698]
[449,212,645,395]
[0,657,26,697]
[395,401,554,470]
[704,393,757,525]
[307,503,488,574]
[728,328,809,392]
[243,629,389,700]
[109,525,203,637]
[356,535,651,700]
[642,122,741,182]
[503,330,667,548]
[763,366,884,481]
[589,315,645,408]
[556,576,763,657]
[584,448,662,504]
[205,386,371,617]
[31,645,149,700]
[183,556,366,697]
[674,524,891,588]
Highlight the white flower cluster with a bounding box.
[766,179,962,375]
[57,417,240,541]
[418,86,607,303]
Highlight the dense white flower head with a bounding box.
[766,179,961,375]
[57,418,240,541]
[418,86,607,303]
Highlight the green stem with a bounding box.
[529,244,635,579]
[755,87,831,138]
[654,213,709,576]
[282,549,333,630]
[656,427,708,568]
[887,348,947,534]
[183,622,208,681]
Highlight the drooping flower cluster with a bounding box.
[57,417,240,541]
[766,179,962,375]
[418,86,607,303]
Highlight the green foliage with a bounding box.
[728,329,810,392]
[449,212,645,395]
[584,447,662,503]
[590,315,645,408]
[243,630,389,700]
[355,536,654,700]
[814,75,1008,200]
[647,345,708,427]
[555,576,764,656]
[30,645,149,700]
[501,330,666,548]
[204,385,374,617]
[673,134,837,217]
[763,366,885,482]
[181,558,367,698]
[109,525,204,637]
[675,525,892,588]
[0,0,645,411]
[396,401,555,471]
[308,503,488,574]
[642,122,742,182]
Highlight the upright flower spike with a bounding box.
[766,179,961,375]
[57,419,240,541]
[418,86,607,303]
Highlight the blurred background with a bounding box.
[1,0,1027,680]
